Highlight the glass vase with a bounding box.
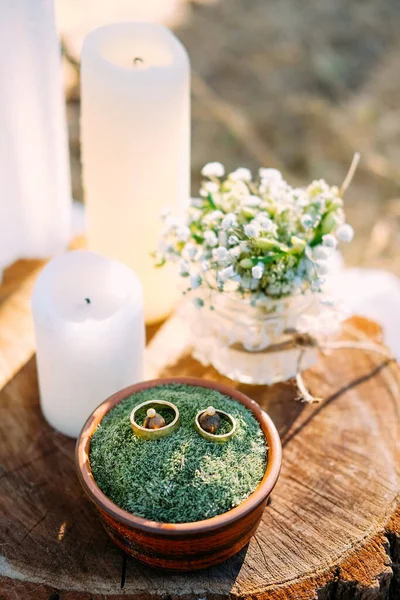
[183,291,320,385]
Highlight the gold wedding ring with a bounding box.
[130,400,180,440]
[194,408,236,443]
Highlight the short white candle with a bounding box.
[0,0,71,277]
[81,22,190,324]
[32,250,145,438]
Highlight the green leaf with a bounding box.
[310,209,337,246]
[155,257,166,268]
[192,233,204,244]
[257,254,282,264]
[240,254,284,268]
[310,234,322,247]
[190,225,204,244]
[207,192,217,210]
[321,211,338,235]
[254,237,289,253]
[242,207,256,219]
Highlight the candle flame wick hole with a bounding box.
[85,298,91,305]
[133,57,144,66]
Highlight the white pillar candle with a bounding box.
[81,22,190,324]
[32,250,145,438]
[0,0,71,276]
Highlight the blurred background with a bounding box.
[56,0,400,275]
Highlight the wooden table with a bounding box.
[0,258,399,600]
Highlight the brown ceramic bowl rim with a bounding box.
[75,377,282,536]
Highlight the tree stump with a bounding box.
[0,266,399,600]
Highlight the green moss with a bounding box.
[89,384,267,524]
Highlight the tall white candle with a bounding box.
[0,0,71,277]
[81,22,190,324]
[32,250,145,438]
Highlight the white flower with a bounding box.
[315,260,329,276]
[229,167,252,182]
[322,234,338,249]
[244,221,260,238]
[212,246,229,262]
[221,213,238,230]
[200,181,220,197]
[182,242,198,260]
[244,195,262,207]
[281,283,292,295]
[271,182,289,201]
[292,188,309,207]
[256,213,275,232]
[301,214,313,230]
[179,260,190,276]
[190,273,202,289]
[304,257,315,278]
[157,240,170,254]
[285,268,295,281]
[176,225,190,242]
[252,263,264,279]
[157,162,352,305]
[313,245,331,260]
[250,277,259,290]
[163,215,180,232]
[219,265,235,282]
[267,284,282,296]
[228,245,241,260]
[292,276,303,290]
[203,210,224,226]
[187,208,203,224]
[203,230,218,247]
[308,179,330,197]
[240,274,251,289]
[259,168,282,181]
[218,230,228,247]
[336,223,354,243]
[203,181,219,193]
[201,162,225,178]
[241,275,259,290]
[160,207,172,219]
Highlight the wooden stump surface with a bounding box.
[0,259,400,600]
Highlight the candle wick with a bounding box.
[85,298,91,305]
[133,57,144,66]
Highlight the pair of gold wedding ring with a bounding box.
[130,400,236,443]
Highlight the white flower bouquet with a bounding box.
[156,163,354,307]
[156,158,357,385]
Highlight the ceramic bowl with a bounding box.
[75,377,282,571]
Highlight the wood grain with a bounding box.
[0,260,43,390]
[0,238,86,391]
[0,261,399,599]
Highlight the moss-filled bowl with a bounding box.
[75,377,281,571]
